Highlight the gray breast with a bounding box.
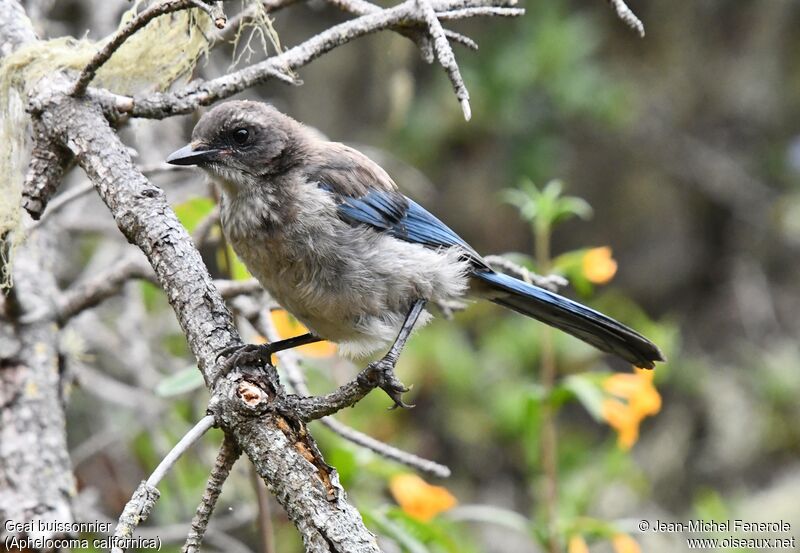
[218,179,472,357]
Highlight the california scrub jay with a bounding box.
[168,101,663,406]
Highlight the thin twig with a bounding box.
[190,0,227,28]
[73,362,161,411]
[110,481,161,553]
[417,0,471,120]
[484,255,568,292]
[56,257,259,322]
[128,0,524,118]
[215,278,264,299]
[535,228,559,553]
[147,415,217,487]
[183,435,242,553]
[322,417,451,477]
[443,29,478,50]
[29,180,95,229]
[110,415,216,552]
[606,0,645,37]
[55,255,155,322]
[437,6,523,19]
[321,0,435,61]
[250,465,277,553]
[71,0,203,96]
[288,366,378,419]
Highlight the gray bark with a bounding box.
[0,232,76,541]
[0,1,76,545]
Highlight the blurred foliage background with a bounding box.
[32,0,800,551]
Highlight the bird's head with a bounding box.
[167,101,301,189]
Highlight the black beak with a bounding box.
[166,144,219,166]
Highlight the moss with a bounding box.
[0,2,215,287]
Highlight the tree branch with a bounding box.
[127,0,523,119]
[606,0,644,37]
[21,119,73,220]
[55,254,154,322]
[416,0,471,119]
[110,415,216,552]
[484,255,568,292]
[71,0,211,96]
[110,482,161,553]
[147,415,217,488]
[190,0,228,29]
[55,257,262,323]
[182,435,241,553]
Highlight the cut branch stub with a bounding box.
[22,119,73,220]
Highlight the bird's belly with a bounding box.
[229,229,471,358]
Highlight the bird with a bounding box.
[167,100,664,407]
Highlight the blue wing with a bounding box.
[319,183,664,368]
[325,185,485,265]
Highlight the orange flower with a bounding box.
[568,535,590,553]
[611,533,641,553]
[601,367,661,449]
[582,247,618,284]
[389,473,457,521]
[270,310,336,358]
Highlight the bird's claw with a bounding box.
[215,343,273,376]
[359,358,414,409]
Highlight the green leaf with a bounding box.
[155,366,204,397]
[387,508,463,552]
[368,510,430,553]
[445,505,531,535]
[554,196,593,224]
[561,373,610,421]
[174,196,215,233]
[140,280,166,312]
[553,249,595,297]
[502,179,593,232]
[216,244,252,280]
[693,488,730,522]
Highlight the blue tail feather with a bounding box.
[473,270,664,368]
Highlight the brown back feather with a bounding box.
[303,142,398,197]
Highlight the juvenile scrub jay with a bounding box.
[167,101,663,406]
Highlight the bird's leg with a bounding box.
[359,299,427,409]
[216,333,322,373]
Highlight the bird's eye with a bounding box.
[232,128,249,145]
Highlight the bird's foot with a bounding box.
[358,357,414,409]
[216,343,274,377]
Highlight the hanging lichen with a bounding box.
[229,0,284,69]
[0,1,214,287]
